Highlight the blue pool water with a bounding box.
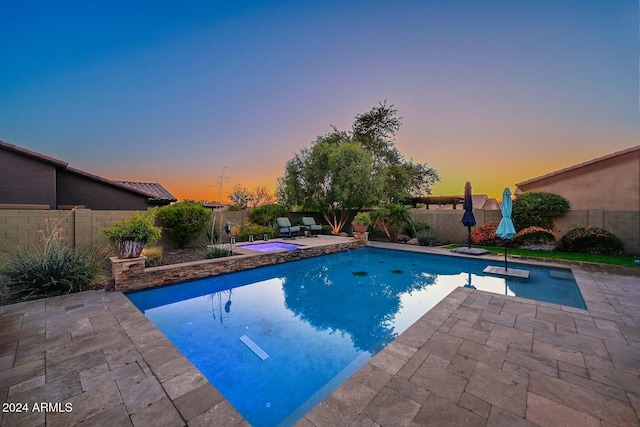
[237,242,302,252]
[127,248,584,426]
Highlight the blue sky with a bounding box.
[1,0,638,201]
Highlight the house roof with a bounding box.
[516,145,640,188]
[116,181,177,202]
[0,140,177,203]
[0,140,68,168]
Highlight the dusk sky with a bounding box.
[1,1,638,202]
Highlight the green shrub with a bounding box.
[562,227,624,256]
[202,245,232,259]
[408,222,431,238]
[157,201,211,248]
[352,212,371,226]
[512,191,570,231]
[251,204,288,226]
[142,246,163,267]
[102,211,162,245]
[416,228,436,246]
[1,241,106,303]
[512,227,556,248]
[470,223,503,246]
[238,223,275,241]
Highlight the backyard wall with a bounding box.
[411,208,639,256]
[0,208,638,256]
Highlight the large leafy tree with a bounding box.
[280,102,439,225]
[283,141,382,233]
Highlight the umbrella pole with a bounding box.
[467,226,471,248]
[504,240,508,270]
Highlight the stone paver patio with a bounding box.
[0,241,639,426]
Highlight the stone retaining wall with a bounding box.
[111,237,367,292]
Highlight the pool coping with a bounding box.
[0,241,638,426]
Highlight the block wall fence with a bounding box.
[0,208,638,256]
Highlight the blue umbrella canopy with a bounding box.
[462,181,476,227]
[496,188,516,239]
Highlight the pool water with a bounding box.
[237,242,302,252]
[127,247,584,426]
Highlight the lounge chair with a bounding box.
[277,217,301,239]
[301,217,322,236]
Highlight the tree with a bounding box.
[228,184,253,210]
[512,191,570,231]
[250,185,275,207]
[282,141,383,234]
[280,102,439,218]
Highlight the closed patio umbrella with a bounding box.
[496,187,516,270]
[461,181,476,248]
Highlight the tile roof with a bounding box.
[116,181,177,202]
[516,145,640,187]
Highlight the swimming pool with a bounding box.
[127,247,584,426]
[237,241,303,252]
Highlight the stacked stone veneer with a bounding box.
[110,239,366,292]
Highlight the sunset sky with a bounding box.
[1,1,638,202]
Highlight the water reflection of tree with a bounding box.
[207,289,233,324]
[282,262,437,352]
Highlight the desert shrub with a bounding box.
[202,245,232,259]
[512,227,556,248]
[142,246,163,267]
[416,228,436,246]
[238,223,275,241]
[409,222,431,238]
[1,242,106,303]
[562,227,624,256]
[251,204,288,226]
[470,223,503,246]
[512,191,570,231]
[157,201,211,248]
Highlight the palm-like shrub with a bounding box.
[470,223,503,246]
[370,203,414,242]
[562,227,624,255]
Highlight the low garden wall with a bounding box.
[110,236,367,292]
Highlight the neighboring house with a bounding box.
[0,140,177,210]
[411,194,499,210]
[515,145,640,211]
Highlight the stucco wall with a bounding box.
[517,149,639,211]
[56,170,153,210]
[1,208,638,256]
[0,150,57,207]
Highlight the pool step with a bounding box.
[239,335,270,360]
[483,266,530,279]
